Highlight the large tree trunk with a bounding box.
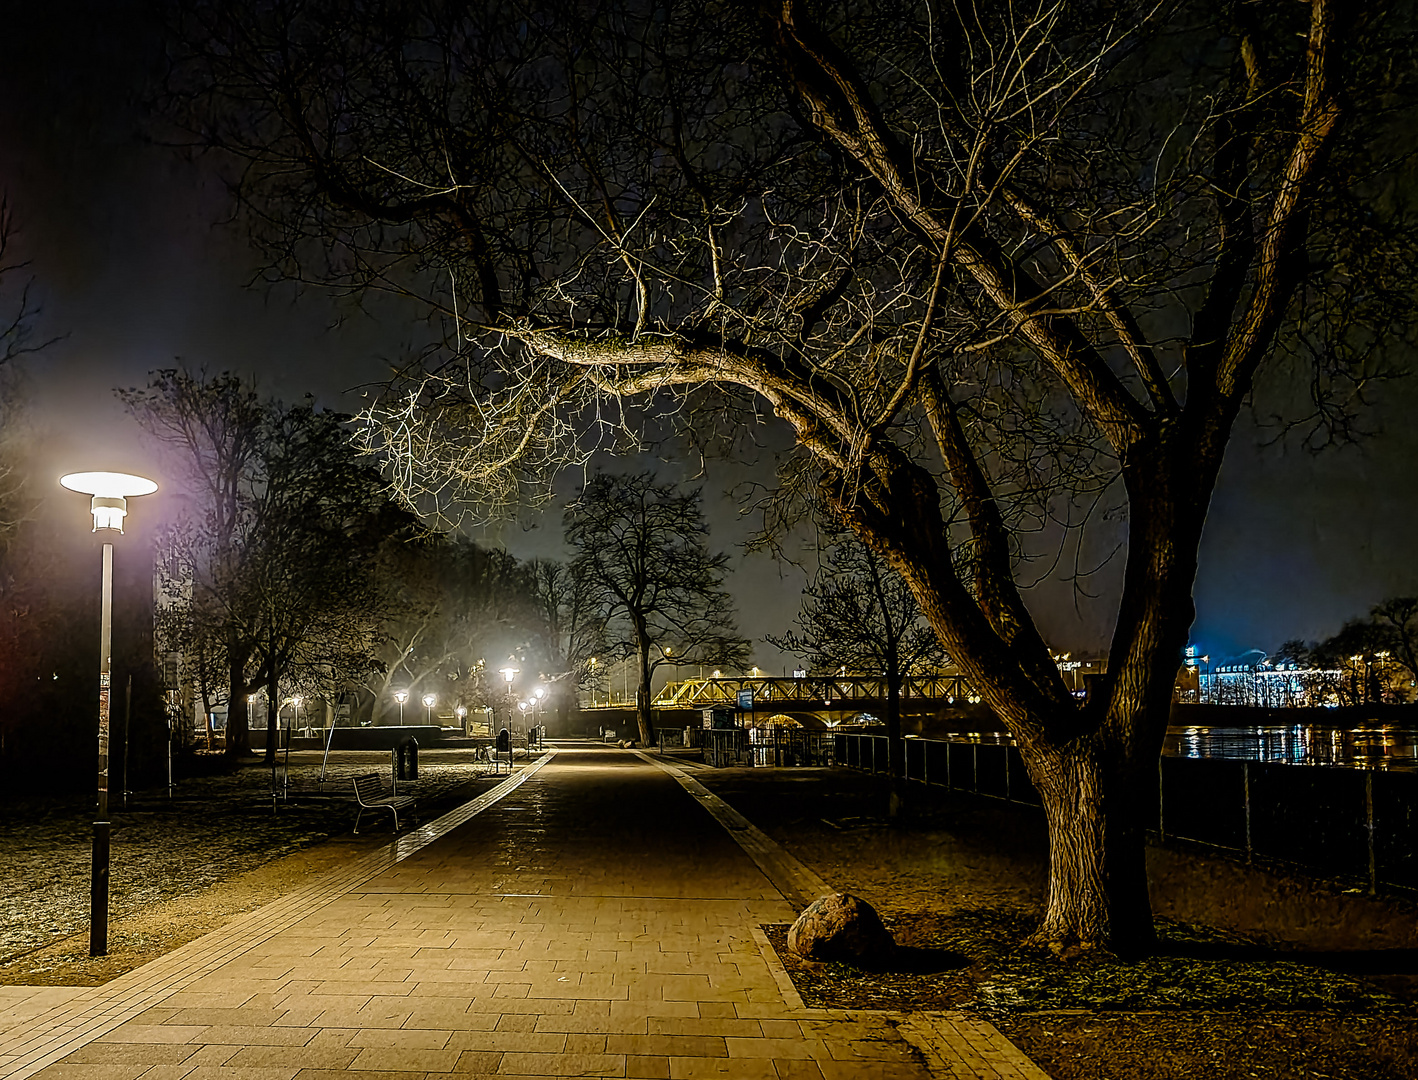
[885,666,906,817]
[635,642,655,745]
[1024,730,1158,956]
[224,641,251,757]
[264,669,280,765]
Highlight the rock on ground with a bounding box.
[788,891,895,964]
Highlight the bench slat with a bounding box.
[351,773,417,834]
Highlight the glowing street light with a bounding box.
[59,469,156,958]
[422,692,436,725]
[455,704,467,733]
[394,689,408,724]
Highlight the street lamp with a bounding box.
[422,692,436,725]
[59,469,157,958]
[455,704,467,734]
[394,689,408,724]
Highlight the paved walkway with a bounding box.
[0,745,1048,1080]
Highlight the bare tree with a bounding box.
[527,559,607,731]
[565,472,749,743]
[1370,597,1418,697]
[770,532,947,771]
[0,196,58,540]
[362,538,539,722]
[124,370,392,757]
[168,0,1417,952]
[0,198,58,747]
[123,370,266,752]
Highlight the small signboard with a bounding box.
[705,707,736,729]
[736,688,755,711]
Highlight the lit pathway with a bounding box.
[0,745,1048,1080]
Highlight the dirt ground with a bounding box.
[691,763,1418,1080]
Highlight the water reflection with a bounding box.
[931,725,1418,769]
[1160,724,1418,769]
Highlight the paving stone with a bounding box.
[3,747,1050,1080]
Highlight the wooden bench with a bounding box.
[352,773,416,835]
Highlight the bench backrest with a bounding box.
[353,773,387,802]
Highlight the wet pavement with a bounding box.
[0,743,1049,1079]
[0,751,511,966]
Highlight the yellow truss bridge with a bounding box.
[608,673,982,710]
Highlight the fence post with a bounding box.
[946,739,952,790]
[973,743,979,794]
[923,741,929,786]
[1366,771,1377,896]
[1004,746,1011,803]
[1243,762,1252,864]
[903,738,909,783]
[1157,758,1165,842]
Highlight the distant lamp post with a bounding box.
[290,695,303,736]
[422,692,436,725]
[59,469,157,958]
[394,689,408,724]
[455,704,468,734]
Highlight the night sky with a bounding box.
[2,0,1415,668]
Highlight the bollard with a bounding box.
[406,737,419,780]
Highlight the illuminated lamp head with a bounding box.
[59,472,158,533]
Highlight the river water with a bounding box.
[1162,724,1418,770]
[930,723,1418,770]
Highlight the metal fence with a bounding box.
[695,727,838,768]
[835,732,1418,894]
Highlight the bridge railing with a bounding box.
[653,674,978,708]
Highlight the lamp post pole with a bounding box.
[60,470,157,958]
[94,540,114,956]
